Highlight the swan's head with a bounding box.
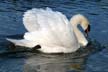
[70,14,90,36]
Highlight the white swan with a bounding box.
[7,8,90,53]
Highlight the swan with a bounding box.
[6,7,90,53]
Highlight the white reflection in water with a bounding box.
[24,53,86,72]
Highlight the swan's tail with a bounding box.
[6,38,36,48]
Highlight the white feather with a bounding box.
[7,8,90,53]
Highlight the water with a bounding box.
[0,0,108,72]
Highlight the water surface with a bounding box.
[0,0,108,72]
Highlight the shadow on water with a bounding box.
[0,34,106,72]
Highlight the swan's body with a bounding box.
[7,8,90,53]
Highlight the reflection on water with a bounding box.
[24,53,86,72]
[0,0,108,72]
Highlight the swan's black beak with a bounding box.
[85,25,90,37]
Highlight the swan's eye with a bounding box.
[84,24,90,37]
[85,24,90,33]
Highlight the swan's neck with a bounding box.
[73,25,88,46]
[70,14,88,46]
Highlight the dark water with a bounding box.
[0,0,108,72]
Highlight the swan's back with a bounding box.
[23,8,79,52]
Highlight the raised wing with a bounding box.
[23,7,69,32]
[23,7,78,48]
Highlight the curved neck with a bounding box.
[70,14,88,46]
[73,25,88,46]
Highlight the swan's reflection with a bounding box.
[23,48,91,72]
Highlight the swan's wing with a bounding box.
[23,8,40,31]
[23,7,79,48]
[23,7,69,32]
[6,38,37,48]
[23,8,51,31]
